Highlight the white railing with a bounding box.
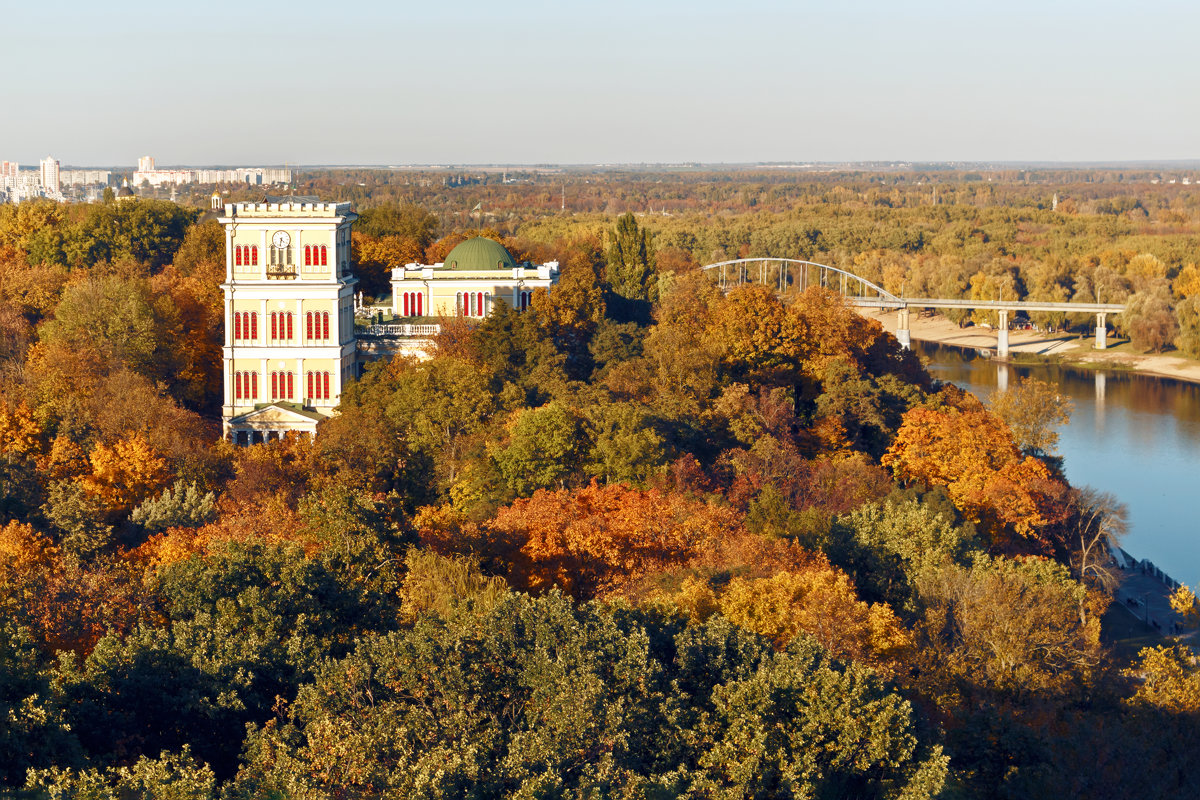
[360,323,442,338]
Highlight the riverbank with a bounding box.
[860,308,1200,385]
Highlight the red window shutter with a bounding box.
[234,372,241,399]
[271,372,277,400]
[307,372,313,400]
[403,293,409,316]
[322,312,329,340]
[234,313,241,340]
[235,247,242,266]
[287,372,294,399]
[416,293,422,316]
[252,246,258,265]
[250,313,257,340]
[306,312,313,339]
[321,245,328,266]
[323,372,330,399]
[251,372,258,399]
[286,313,293,340]
[304,245,311,266]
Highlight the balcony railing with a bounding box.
[359,323,442,338]
[265,264,297,278]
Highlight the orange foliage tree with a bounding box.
[352,233,426,298]
[882,397,1068,552]
[482,481,744,599]
[82,433,170,513]
[0,520,146,655]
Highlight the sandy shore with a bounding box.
[858,308,1200,385]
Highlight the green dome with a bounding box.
[442,237,517,271]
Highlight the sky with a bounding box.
[5,0,1199,166]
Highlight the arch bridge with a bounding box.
[701,258,1127,357]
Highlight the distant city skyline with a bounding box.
[7,0,1200,165]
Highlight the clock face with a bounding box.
[272,231,290,249]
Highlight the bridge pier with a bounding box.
[896,307,911,349]
[997,310,1009,358]
[1095,312,1108,350]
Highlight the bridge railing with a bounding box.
[701,258,901,304]
[700,258,1127,315]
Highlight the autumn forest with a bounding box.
[2,167,1200,799]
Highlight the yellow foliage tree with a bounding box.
[82,433,170,512]
[0,520,58,573]
[1169,584,1200,628]
[1126,644,1200,714]
[0,402,42,457]
[1173,263,1200,299]
[43,433,89,480]
[718,567,911,672]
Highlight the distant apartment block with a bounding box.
[0,159,58,203]
[59,170,112,186]
[40,156,60,195]
[133,155,291,188]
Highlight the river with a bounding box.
[915,341,1200,588]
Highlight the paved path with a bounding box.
[1114,563,1185,635]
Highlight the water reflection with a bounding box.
[915,342,1200,586]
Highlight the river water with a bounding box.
[915,342,1200,588]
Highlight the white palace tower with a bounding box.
[219,199,358,443]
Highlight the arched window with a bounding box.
[321,245,328,266]
[252,246,258,265]
[250,313,257,340]
[416,293,422,316]
[286,372,294,400]
[306,311,313,340]
[304,245,311,266]
[307,371,314,400]
[235,247,242,266]
[251,372,258,399]
[270,312,277,340]
[322,311,330,340]
[403,293,410,317]
[323,372,330,399]
[234,313,241,340]
[286,313,293,340]
[271,372,278,400]
[235,372,242,400]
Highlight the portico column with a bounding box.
[1095,312,1108,350]
[896,306,912,350]
[997,310,1009,358]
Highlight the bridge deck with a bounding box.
[847,298,1126,314]
[700,259,1126,315]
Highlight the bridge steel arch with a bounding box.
[700,258,902,304]
[700,257,1127,357]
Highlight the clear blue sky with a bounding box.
[6,0,1198,166]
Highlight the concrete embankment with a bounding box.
[858,308,1200,386]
